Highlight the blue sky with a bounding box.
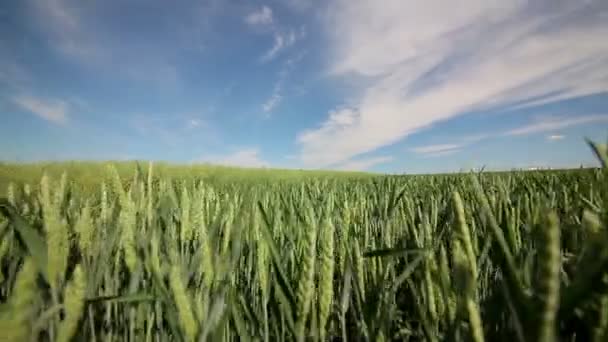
[1,0,607,173]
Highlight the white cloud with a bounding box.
[261,30,298,62]
[411,143,463,157]
[199,148,269,168]
[410,134,490,157]
[27,0,198,88]
[219,149,269,168]
[506,114,608,135]
[408,113,602,157]
[13,95,69,124]
[547,134,565,141]
[130,115,180,146]
[245,6,274,26]
[261,52,305,115]
[334,156,393,171]
[31,0,103,62]
[283,0,317,12]
[0,58,31,88]
[45,0,79,31]
[262,92,282,113]
[296,0,608,167]
[249,6,305,63]
[129,112,220,148]
[188,119,204,129]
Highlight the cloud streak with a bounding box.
[261,29,299,62]
[261,52,305,115]
[410,113,605,158]
[243,4,304,62]
[25,0,216,87]
[13,95,69,124]
[411,112,605,155]
[129,112,217,147]
[262,92,282,113]
[31,0,103,63]
[506,114,608,136]
[411,144,463,157]
[187,119,203,129]
[245,6,273,26]
[199,148,269,168]
[296,0,608,167]
[410,133,489,157]
[334,156,393,171]
[547,134,565,141]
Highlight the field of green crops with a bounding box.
[1,141,607,342]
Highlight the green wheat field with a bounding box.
[1,139,607,342]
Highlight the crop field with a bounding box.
[0,141,607,342]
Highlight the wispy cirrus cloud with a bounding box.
[130,112,217,147]
[411,144,463,157]
[505,114,608,136]
[296,0,608,167]
[25,0,219,87]
[219,148,269,168]
[334,155,393,171]
[0,57,31,89]
[198,147,269,168]
[411,113,606,157]
[245,6,273,26]
[547,134,565,141]
[262,52,305,115]
[245,4,305,62]
[410,134,489,157]
[187,119,203,129]
[262,92,282,113]
[261,29,301,62]
[30,0,104,63]
[13,95,69,124]
[282,0,318,12]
